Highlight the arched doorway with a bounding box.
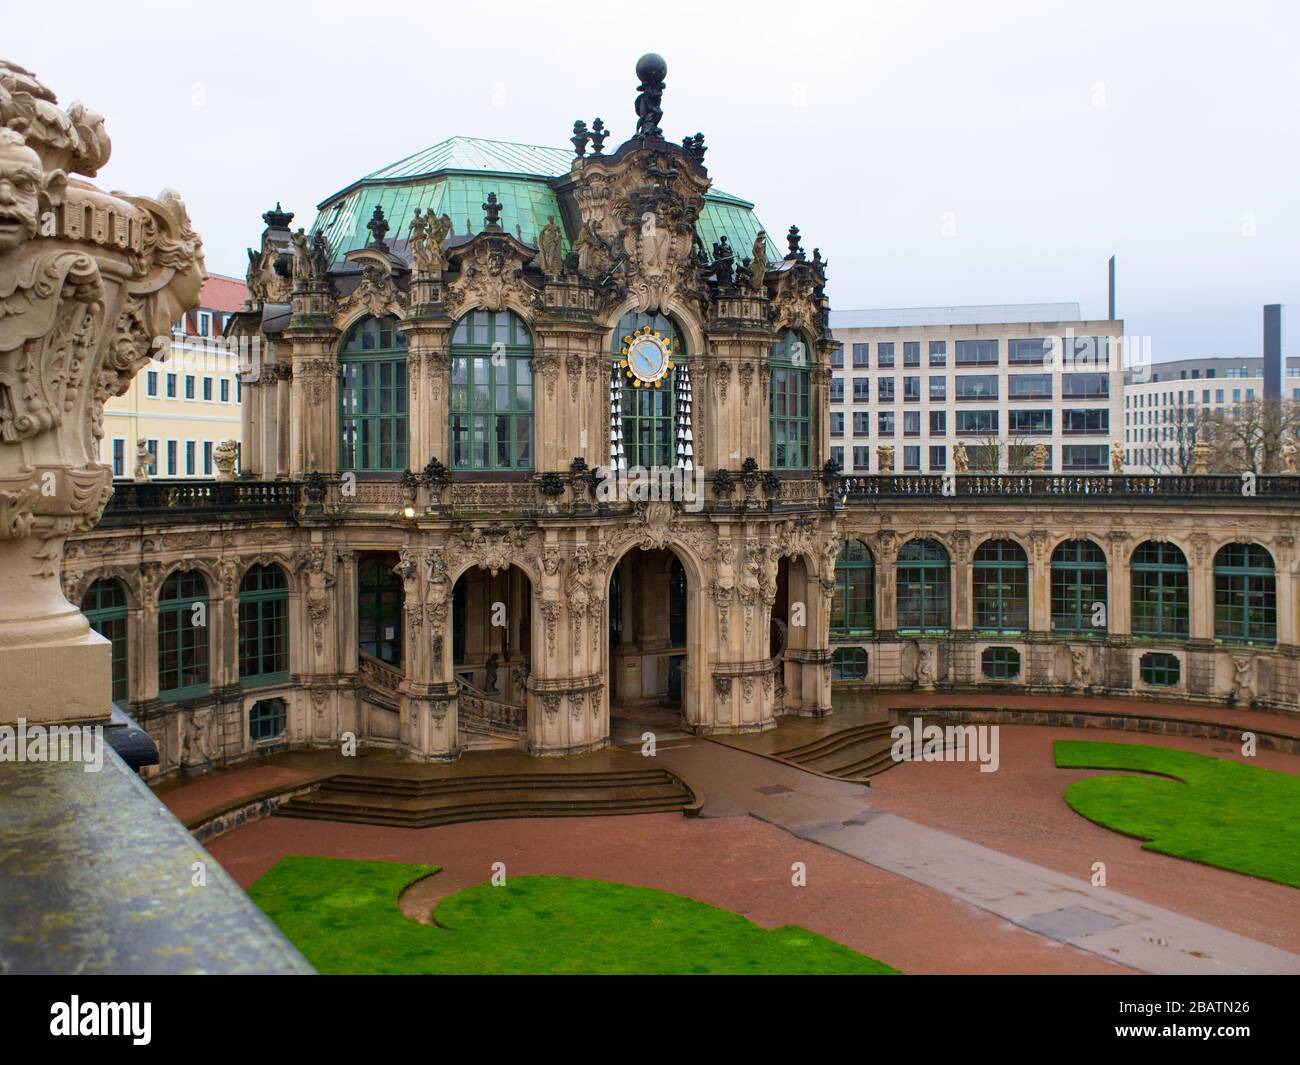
[607,546,689,739]
[451,563,532,747]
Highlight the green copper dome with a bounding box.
[310,135,776,268]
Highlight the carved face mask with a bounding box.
[0,138,45,252]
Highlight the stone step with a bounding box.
[777,722,892,762]
[275,768,694,829]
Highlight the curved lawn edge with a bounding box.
[1052,740,1300,889]
[250,857,901,974]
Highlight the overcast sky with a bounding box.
[9,0,1297,359]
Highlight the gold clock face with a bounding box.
[620,326,675,388]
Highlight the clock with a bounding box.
[619,325,675,388]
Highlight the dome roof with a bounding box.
[310,135,775,270]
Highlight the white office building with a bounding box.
[1123,356,1300,472]
[829,304,1124,475]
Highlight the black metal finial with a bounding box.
[634,53,667,139]
[785,224,804,261]
[571,120,589,158]
[590,117,609,154]
[483,192,503,229]
[262,202,294,229]
[367,205,390,248]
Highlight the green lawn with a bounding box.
[249,856,899,974]
[1054,740,1300,888]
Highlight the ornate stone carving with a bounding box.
[338,264,406,321]
[213,439,239,481]
[446,235,537,318]
[0,62,204,722]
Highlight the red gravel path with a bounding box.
[866,725,1300,953]
[208,812,1131,975]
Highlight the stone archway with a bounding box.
[606,545,693,741]
[450,562,532,748]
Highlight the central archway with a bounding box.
[606,545,691,740]
[451,562,532,748]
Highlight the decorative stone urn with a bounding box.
[0,59,204,724]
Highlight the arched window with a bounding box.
[897,539,950,634]
[450,310,533,470]
[83,579,128,705]
[770,329,811,469]
[1051,539,1108,636]
[358,556,403,665]
[1214,544,1276,645]
[611,311,686,469]
[339,315,408,472]
[239,564,289,684]
[158,570,209,699]
[1131,541,1189,639]
[973,539,1028,634]
[832,539,875,637]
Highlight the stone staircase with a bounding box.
[275,767,695,828]
[773,721,898,782]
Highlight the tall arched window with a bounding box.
[1214,544,1276,645]
[832,539,875,637]
[770,329,811,469]
[158,570,209,699]
[897,539,950,634]
[1131,541,1189,639]
[83,579,128,705]
[1051,539,1108,636]
[358,556,403,665]
[611,311,686,468]
[339,315,408,472]
[973,539,1028,634]
[450,310,533,470]
[239,564,289,684]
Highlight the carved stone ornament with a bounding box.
[0,61,206,723]
[446,233,538,319]
[338,264,406,322]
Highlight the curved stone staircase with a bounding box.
[773,721,898,782]
[276,767,696,828]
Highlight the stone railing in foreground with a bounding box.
[0,57,310,974]
[100,479,300,525]
[458,678,527,739]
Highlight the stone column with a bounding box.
[0,72,204,725]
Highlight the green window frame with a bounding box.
[239,564,289,685]
[897,539,950,634]
[612,311,685,468]
[359,556,403,666]
[1214,544,1276,645]
[770,329,811,469]
[1130,541,1189,640]
[450,310,533,471]
[1051,539,1108,636]
[158,570,209,700]
[1139,652,1181,687]
[973,539,1028,634]
[832,647,868,680]
[339,315,409,472]
[249,697,287,742]
[832,539,875,637]
[980,646,1021,680]
[83,578,128,705]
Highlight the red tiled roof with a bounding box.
[200,273,249,313]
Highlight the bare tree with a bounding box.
[1201,397,1300,474]
[966,436,1037,473]
[1139,394,1209,474]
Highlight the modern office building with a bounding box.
[829,304,1124,474]
[101,273,249,479]
[1123,356,1300,472]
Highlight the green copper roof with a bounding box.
[311,136,778,267]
